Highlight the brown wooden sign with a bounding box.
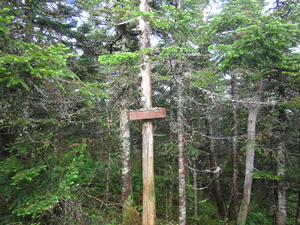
[129,108,166,120]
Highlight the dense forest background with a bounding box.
[0,0,300,224]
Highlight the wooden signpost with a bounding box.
[129,106,166,225]
[138,0,166,224]
[129,108,166,121]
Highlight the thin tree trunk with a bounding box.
[277,91,287,225]
[228,74,239,224]
[277,143,286,225]
[119,22,134,223]
[176,0,186,223]
[139,0,156,224]
[177,74,186,225]
[238,80,263,225]
[120,96,132,223]
[166,83,175,223]
[206,109,226,220]
[193,156,198,219]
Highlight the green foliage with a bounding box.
[0,8,80,94]
[0,8,14,34]
[189,69,217,89]
[0,136,102,223]
[194,201,221,225]
[210,0,300,72]
[252,170,280,181]
[247,210,273,225]
[11,164,47,185]
[0,43,76,90]
[99,52,139,66]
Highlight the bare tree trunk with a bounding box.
[238,80,263,225]
[277,143,286,225]
[139,0,156,224]
[277,90,287,225]
[176,0,186,222]
[228,74,239,224]
[165,83,176,223]
[177,74,186,225]
[120,96,132,223]
[206,109,225,220]
[193,156,198,219]
[119,22,134,223]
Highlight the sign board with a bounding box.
[129,108,166,120]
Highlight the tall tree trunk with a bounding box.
[119,22,134,223]
[139,0,156,224]
[193,156,198,219]
[176,0,186,223]
[238,80,263,225]
[228,74,239,224]
[277,89,287,225]
[206,108,226,220]
[277,143,286,225]
[177,73,186,225]
[120,95,132,223]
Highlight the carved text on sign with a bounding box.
[129,108,166,120]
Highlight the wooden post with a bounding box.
[139,0,157,224]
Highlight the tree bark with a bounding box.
[177,74,186,225]
[119,21,134,223]
[238,80,263,225]
[228,74,239,224]
[120,96,132,223]
[193,156,198,219]
[139,0,156,224]
[277,143,286,225]
[176,0,186,223]
[277,90,287,225]
[206,109,226,220]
